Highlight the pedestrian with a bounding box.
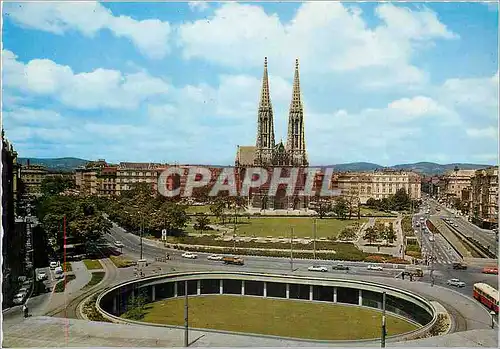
[23,304,28,318]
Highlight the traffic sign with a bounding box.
[161,229,167,241]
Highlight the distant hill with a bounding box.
[18,157,89,172]
[319,162,493,175]
[16,157,493,176]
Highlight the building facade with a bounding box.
[442,167,476,203]
[20,161,48,197]
[2,131,24,306]
[332,170,421,204]
[470,167,498,229]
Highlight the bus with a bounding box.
[473,283,499,313]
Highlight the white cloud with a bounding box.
[438,72,499,119]
[3,50,170,110]
[178,2,456,86]
[3,107,63,126]
[188,1,209,12]
[4,2,171,59]
[466,127,498,139]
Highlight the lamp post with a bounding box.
[184,280,189,347]
[313,218,317,260]
[381,291,387,348]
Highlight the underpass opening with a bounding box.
[289,283,309,300]
[336,287,358,304]
[266,282,287,298]
[313,285,334,302]
[223,279,242,294]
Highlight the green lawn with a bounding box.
[360,207,396,217]
[110,255,136,268]
[215,217,367,239]
[83,259,103,270]
[186,205,211,214]
[137,295,417,340]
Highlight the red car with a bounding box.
[482,267,498,275]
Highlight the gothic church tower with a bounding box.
[286,59,308,166]
[254,57,276,166]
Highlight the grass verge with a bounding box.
[83,293,112,322]
[54,274,76,293]
[137,295,417,340]
[83,272,105,290]
[62,262,72,272]
[83,259,103,270]
[110,255,136,268]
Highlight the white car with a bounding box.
[37,272,47,281]
[114,241,124,248]
[367,264,383,271]
[182,252,198,259]
[308,265,328,272]
[447,278,465,287]
[207,254,223,261]
[13,294,25,305]
[429,235,434,241]
[49,261,58,269]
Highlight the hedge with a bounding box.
[54,274,76,293]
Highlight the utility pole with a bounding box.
[313,218,317,260]
[233,204,237,252]
[184,280,189,347]
[381,291,387,348]
[290,227,294,271]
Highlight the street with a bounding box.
[106,218,498,299]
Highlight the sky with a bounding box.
[2,1,498,166]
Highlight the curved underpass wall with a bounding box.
[96,271,438,343]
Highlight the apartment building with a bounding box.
[75,159,108,195]
[470,167,498,229]
[20,161,48,197]
[115,162,165,195]
[442,168,476,202]
[332,170,421,204]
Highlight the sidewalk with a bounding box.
[355,217,404,258]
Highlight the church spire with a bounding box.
[255,57,276,165]
[286,58,308,166]
[259,57,272,108]
[290,58,302,109]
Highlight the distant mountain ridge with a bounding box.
[18,157,90,172]
[18,157,494,175]
[321,162,493,175]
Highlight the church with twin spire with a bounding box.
[235,57,308,168]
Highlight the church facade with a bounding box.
[235,58,310,210]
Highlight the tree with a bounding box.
[392,188,410,211]
[210,198,225,223]
[333,198,348,219]
[363,226,378,244]
[317,200,331,219]
[41,176,75,197]
[381,222,396,243]
[380,197,391,212]
[124,294,147,320]
[366,198,377,208]
[194,214,210,233]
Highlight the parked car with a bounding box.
[367,264,383,271]
[181,252,198,259]
[13,294,25,305]
[452,262,467,270]
[37,271,47,281]
[207,254,223,261]
[49,261,58,269]
[331,264,349,271]
[114,241,124,248]
[308,265,328,272]
[447,278,465,287]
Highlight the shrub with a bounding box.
[83,294,111,322]
[54,274,76,293]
